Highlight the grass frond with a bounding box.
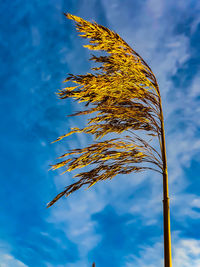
[47,13,163,207]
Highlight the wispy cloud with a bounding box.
[125,237,200,267]
[0,241,27,267]
[0,254,27,267]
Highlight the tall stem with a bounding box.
[160,105,172,267]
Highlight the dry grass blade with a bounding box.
[48,13,164,207]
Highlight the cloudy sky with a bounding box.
[1,0,200,266]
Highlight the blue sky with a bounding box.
[0,0,200,266]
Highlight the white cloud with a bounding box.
[47,189,104,258]
[0,241,27,267]
[190,73,200,98]
[191,16,200,34]
[125,241,163,267]
[125,238,200,267]
[173,239,200,267]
